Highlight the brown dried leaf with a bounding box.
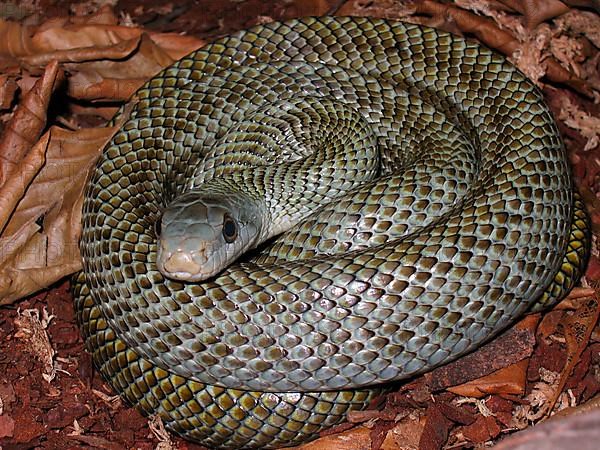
[63,31,203,102]
[544,295,600,414]
[447,359,529,398]
[0,13,203,73]
[336,0,417,19]
[0,131,48,234]
[146,32,205,61]
[495,408,600,449]
[0,126,116,305]
[0,61,63,187]
[0,19,35,60]
[21,23,140,57]
[497,0,571,28]
[21,35,142,71]
[65,33,173,84]
[426,314,539,391]
[0,74,18,110]
[409,0,520,54]
[68,73,147,102]
[297,417,424,450]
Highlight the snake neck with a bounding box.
[157,96,380,281]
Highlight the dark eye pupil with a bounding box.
[223,217,237,242]
[154,216,162,237]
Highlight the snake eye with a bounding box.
[222,214,237,243]
[154,216,162,237]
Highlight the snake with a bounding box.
[74,16,590,449]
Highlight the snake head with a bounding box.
[156,190,262,282]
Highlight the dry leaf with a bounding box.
[0,74,18,110]
[497,407,600,449]
[0,14,203,61]
[497,0,571,28]
[0,61,64,187]
[64,33,173,85]
[20,35,143,71]
[65,32,197,102]
[395,0,594,97]
[0,131,49,236]
[296,417,424,450]
[0,4,207,305]
[447,359,529,398]
[147,32,206,60]
[0,126,116,305]
[337,0,417,18]
[426,315,539,392]
[68,73,148,102]
[407,0,520,54]
[543,295,600,414]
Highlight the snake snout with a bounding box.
[162,250,202,274]
[157,241,215,281]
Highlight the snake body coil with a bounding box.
[75,16,589,449]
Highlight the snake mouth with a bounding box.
[157,245,211,281]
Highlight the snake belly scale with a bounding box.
[75,16,589,449]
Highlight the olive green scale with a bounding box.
[74,16,590,449]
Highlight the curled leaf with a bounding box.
[0,126,116,305]
[0,61,63,187]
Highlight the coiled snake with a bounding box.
[75,16,590,449]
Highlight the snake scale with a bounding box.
[74,16,590,449]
